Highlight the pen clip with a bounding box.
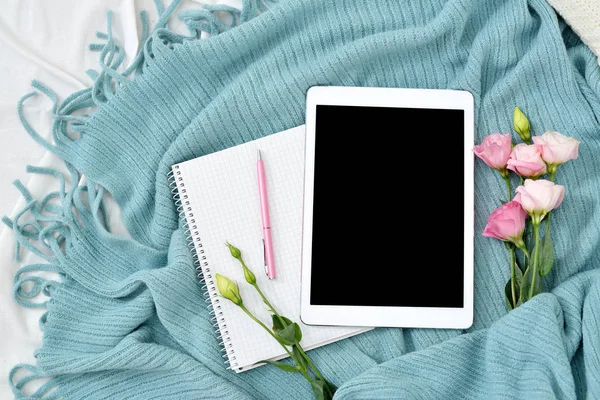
[262,239,268,277]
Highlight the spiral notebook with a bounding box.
[169,125,371,373]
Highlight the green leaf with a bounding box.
[538,232,555,277]
[523,219,533,248]
[312,378,337,400]
[327,380,338,396]
[514,262,523,283]
[272,315,294,332]
[526,231,535,257]
[292,345,308,373]
[515,254,526,274]
[292,323,303,342]
[519,264,542,303]
[504,279,517,310]
[311,379,326,400]
[256,359,300,373]
[274,322,302,346]
[504,291,513,310]
[504,264,523,310]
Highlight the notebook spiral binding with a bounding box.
[168,166,239,371]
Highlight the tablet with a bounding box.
[300,86,475,329]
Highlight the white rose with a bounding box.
[515,179,565,220]
[532,130,580,165]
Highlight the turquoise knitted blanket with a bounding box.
[6,0,600,398]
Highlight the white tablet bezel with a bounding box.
[300,86,475,329]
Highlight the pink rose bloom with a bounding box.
[482,200,528,244]
[473,133,512,170]
[514,179,565,219]
[532,130,580,166]
[506,143,547,178]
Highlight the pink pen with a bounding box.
[257,149,276,279]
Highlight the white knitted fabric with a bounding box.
[546,0,600,62]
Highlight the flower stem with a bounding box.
[502,174,512,203]
[528,221,541,299]
[239,304,316,386]
[544,171,555,235]
[294,345,332,396]
[239,304,295,359]
[228,245,334,398]
[545,211,552,235]
[509,246,517,307]
[515,240,529,260]
[250,282,332,397]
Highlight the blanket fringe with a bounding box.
[12,264,61,309]
[16,0,277,161]
[9,364,58,400]
[2,162,109,311]
[5,0,276,397]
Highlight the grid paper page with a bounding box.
[172,125,369,372]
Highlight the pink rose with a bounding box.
[506,143,547,178]
[532,130,580,166]
[473,133,512,170]
[482,200,528,244]
[514,179,565,220]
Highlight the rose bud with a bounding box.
[532,130,580,172]
[225,242,256,284]
[215,273,243,306]
[514,106,531,143]
[226,241,242,260]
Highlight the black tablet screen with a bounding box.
[309,105,465,308]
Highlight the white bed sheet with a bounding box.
[0,0,240,397]
[1,0,599,398]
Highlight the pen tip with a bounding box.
[257,149,262,161]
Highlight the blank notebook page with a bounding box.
[172,125,369,372]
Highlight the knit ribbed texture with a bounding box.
[5,0,600,398]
